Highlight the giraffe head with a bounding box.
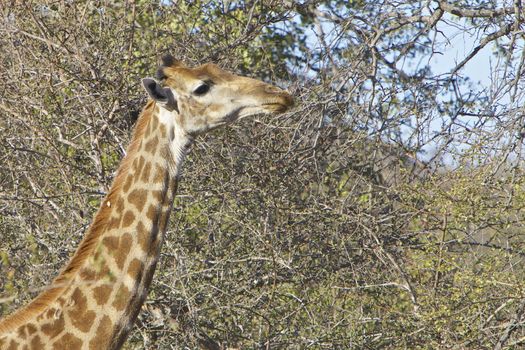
[142,55,294,135]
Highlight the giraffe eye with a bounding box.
[193,83,210,96]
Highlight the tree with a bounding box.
[1,1,525,348]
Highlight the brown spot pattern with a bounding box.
[16,325,26,339]
[122,175,133,193]
[112,284,131,311]
[69,288,96,332]
[30,335,44,349]
[128,188,147,212]
[114,233,132,269]
[80,268,96,281]
[121,210,136,228]
[41,310,65,339]
[102,236,119,252]
[52,333,82,350]
[152,190,163,201]
[93,247,102,262]
[7,340,17,350]
[26,324,37,336]
[127,258,144,279]
[115,196,125,214]
[150,114,159,131]
[137,221,149,252]
[153,164,165,184]
[16,323,37,341]
[45,308,56,319]
[140,162,152,182]
[107,216,122,230]
[146,205,157,222]
[56,297,66,307]
[92,284,112,305]
[86,254,112,280]
[145,136,159,154]
[89,315,112,350]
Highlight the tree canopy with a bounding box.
[1,1,525,348]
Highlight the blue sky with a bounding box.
[430,19,493,89]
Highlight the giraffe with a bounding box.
[0,55,293,350]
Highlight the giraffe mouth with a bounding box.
[262,102,290,114]
[218,98,293,127]
[261,92,294,114]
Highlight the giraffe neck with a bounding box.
[0,103,191,349]
[86,105,191,349]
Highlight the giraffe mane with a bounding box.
[0,100,156,333]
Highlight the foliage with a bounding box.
[2,0,525,348]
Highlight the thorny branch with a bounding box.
[2,1,525,348]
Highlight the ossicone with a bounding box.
[156,54,185,80]
[161,54,177,67]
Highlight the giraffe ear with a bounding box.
[142,78,179,113]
